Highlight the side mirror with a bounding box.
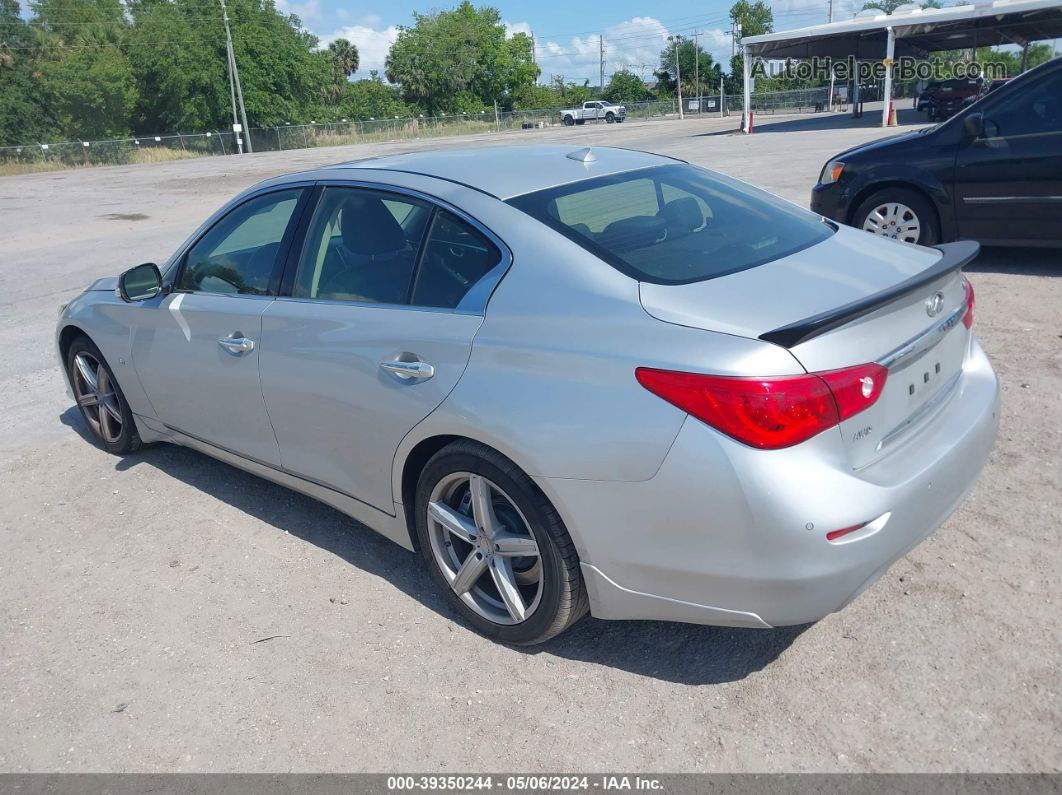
[118,262,162,302]
[962,113,984,141]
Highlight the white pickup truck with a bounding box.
[559,101,626,126]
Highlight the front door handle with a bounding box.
[380,360,435,381]
[218,335,255,354]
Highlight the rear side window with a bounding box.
[507,164,832,285]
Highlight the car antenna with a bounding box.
[566,147,596,163]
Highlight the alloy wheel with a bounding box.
[426,472,542,625]
[72,352,124,444]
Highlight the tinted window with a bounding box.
[508,164,833,285]
[982,72,1062,138]
[411,211,501,309]
[292,187,431,304]
[179,189,302,294]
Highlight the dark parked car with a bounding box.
[926,78,984,121]
[915,80,943,112]
[811,58,1062,247]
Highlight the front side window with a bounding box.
[982,72,1062,139]
[178,189,302,295]
[507,164,832,285]
[292,187,431,304]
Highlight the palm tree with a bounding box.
[328,38,359,78]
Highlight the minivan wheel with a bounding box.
[414,440,588,645]
[854,188,939,246]
[67,335,141,455]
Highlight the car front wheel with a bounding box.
[414,440,588,645]
[854,188,940,246]
[67,335,142,455]
[605,113,615,123]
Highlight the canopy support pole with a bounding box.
[882,26,895,128]
[742,45,752,133]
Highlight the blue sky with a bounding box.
[286,0,845,84]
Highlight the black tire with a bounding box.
[66,335,142,455]
[414,440,588,645]
[852,187,940,246]
[562,115,575,126]
[605,112,615,124]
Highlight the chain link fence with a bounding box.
[0,90,833,175]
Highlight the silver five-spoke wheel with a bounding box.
[71,352,124,444]
[861,201,921,243]
[426,472,542,625]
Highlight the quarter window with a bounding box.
[411,211,501,309]
[178,189,302,295]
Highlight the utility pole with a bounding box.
[693,30,700,113]
[669,34,684,119]
[224,19,242,154]
[531,31,536,65]
[219,0,252,153]
[599,35,605,95]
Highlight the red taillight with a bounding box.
[962,277,975,329]
[636,363,888,450]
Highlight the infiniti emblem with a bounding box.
[925,291,945,318]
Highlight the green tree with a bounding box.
[727,0,773,94]
[337,76,415,120]
[385,1,538,114]
[550,74,592,106]
[0,0,63,144]
[656,39,721,97]
[324,37,359,102]
[510,81,559,110]
[603,69,650,103]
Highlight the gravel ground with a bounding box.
[1,109,1060,773]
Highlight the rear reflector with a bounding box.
[962,277,975,329]
[636,363,888,450]
[826,522,869,542]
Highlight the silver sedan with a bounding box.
[56,145,999,644]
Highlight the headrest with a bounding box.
[659,197,704,232]
[598,215,666,251]
[340,194,406,255]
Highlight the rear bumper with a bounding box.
[539,337,999,628]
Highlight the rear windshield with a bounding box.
[507,163,833,285]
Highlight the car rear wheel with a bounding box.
[67,335,141,455]
[854,188,939,246]
[414,440,588,645]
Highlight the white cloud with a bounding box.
[534,16,734,85]
[276,0,321,24]
[503,20,532,39]
[319,24,401,78]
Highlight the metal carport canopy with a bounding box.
[738,0,1062,129]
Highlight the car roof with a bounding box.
[324,144,682,200]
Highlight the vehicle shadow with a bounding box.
[60,407,805,685]
[696,106,928,137]
[967,246,1061,276]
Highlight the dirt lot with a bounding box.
[1,111,1060,773]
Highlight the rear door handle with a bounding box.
[380,360,435,381]
[218,335,255,354]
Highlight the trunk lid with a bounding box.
[639,226,974,467]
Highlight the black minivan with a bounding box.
[811,57,1062,248]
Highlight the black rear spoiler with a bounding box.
[759,240,980,349]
